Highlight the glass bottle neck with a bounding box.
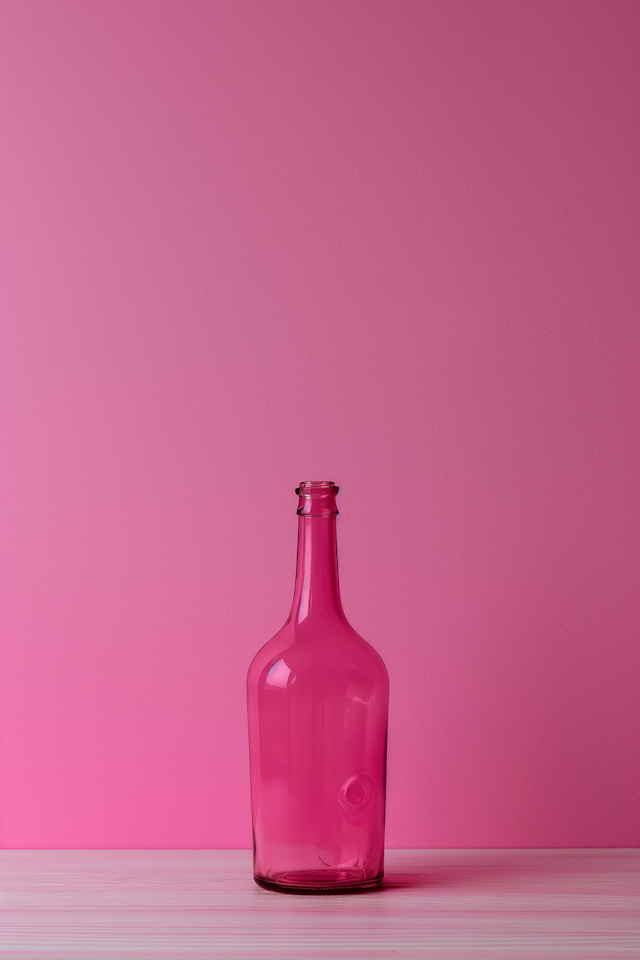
[289,515,346,624]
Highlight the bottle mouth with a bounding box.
[296,481,339,516]
[295,480,339,496]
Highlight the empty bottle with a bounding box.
[247,481,389,892]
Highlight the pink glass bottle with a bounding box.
[247,481,389,892]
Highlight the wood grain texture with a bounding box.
[1,849,638,959]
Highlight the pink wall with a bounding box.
[1,0,638,849]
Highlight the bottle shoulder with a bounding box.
[247,617,389,691]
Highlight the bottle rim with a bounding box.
[296,480,339,496]
[295,481,339,515]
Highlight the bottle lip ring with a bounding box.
[296,481,339,515]
[296,481,339,497]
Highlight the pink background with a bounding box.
[1,0,638,849]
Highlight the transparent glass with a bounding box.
[247,481,389,893]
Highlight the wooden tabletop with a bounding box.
[1,849,638,959]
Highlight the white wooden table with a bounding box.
[1,849,638,959]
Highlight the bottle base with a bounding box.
[254,869,383,894]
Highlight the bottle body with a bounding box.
[247,482,389,892]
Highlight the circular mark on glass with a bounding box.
[338,773,375,823]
